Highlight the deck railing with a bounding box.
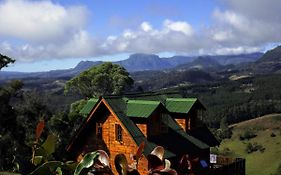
[209,155,246,175]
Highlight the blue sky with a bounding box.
[1,0,281,72]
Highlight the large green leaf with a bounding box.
[34,146,48,159]
[74,151,100,175]
[28,161,65,175]
[56,167,62,175]
[65,161,78,172]
[41,134,58,155]
[33,156,43,166]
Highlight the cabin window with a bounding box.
[96,123,103,139]
[115,124,122,142]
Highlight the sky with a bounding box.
[1,0,281,72]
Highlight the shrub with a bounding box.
[245,142,265,154]
[239,129,257,140]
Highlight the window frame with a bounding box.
[115,124,123,142]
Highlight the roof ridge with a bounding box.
[127,99,160,104]
[166,98,197,101]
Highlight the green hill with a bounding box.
[217,114,281,175]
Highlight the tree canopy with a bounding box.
[64,62,134,98]
[0,53,15,70]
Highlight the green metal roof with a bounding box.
[165,98,197,113]
[161,113,209,149]
[126,100,160,118]
[102,97,176,158]
[80,98,99,115]
[126,91,182,103]
[74,94,209,158]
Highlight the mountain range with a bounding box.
[0,52,263,80]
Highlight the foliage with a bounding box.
[214,117,232,141]
[245,142,265,154]
[0,53,15,70]
[0,80,27,170]
[64,62,134,98]
[239,129,257,140]
[74,151,100,175]
[211,147,236,157]
[69,99,87,121]
[15,91,52,146]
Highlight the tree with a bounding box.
[0,53,15,70]
[0,57,21,170]
[0,80,28,170]
[215,117,232,141]
[64,62,134,98]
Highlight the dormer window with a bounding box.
[115,124,123,142]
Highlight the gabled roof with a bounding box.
[161,113,209,149]
[126,91,182,103]
[126,100,161,118]
[80,98,99,115]
[70,93,214,159]
[102,97,175,158]
[187,125,220,147]
[165,98,197,113]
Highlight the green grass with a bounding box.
[218,114,281,175]
[0,172,20,175]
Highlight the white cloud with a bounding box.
[214,46,260,55]
[0,0,88,43]
[1,0,281,62]
[163,19,193,36]
[211,0,281,46]
[140,22,153,32]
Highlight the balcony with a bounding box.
[209,155,246,175]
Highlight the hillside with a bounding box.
[217,114,281,175]
[175,56,222,71]
[248,46,281,74]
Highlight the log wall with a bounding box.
[102,114,148,175]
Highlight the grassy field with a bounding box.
[218,114,281,175]
[0,172,20,175]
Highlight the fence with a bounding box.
[209,156,246,175]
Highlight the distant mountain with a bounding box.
[0,52,263,80]
[163,56,196,66]
[116,53,172,71]
[256,46,281,63]
[175,56,222,71]
[116,53,261,72]
[73,61,103,71]
[0,61,102,80]
[252,46,281,73]
[211,52,263,65]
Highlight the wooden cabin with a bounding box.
[67,93,219,175]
